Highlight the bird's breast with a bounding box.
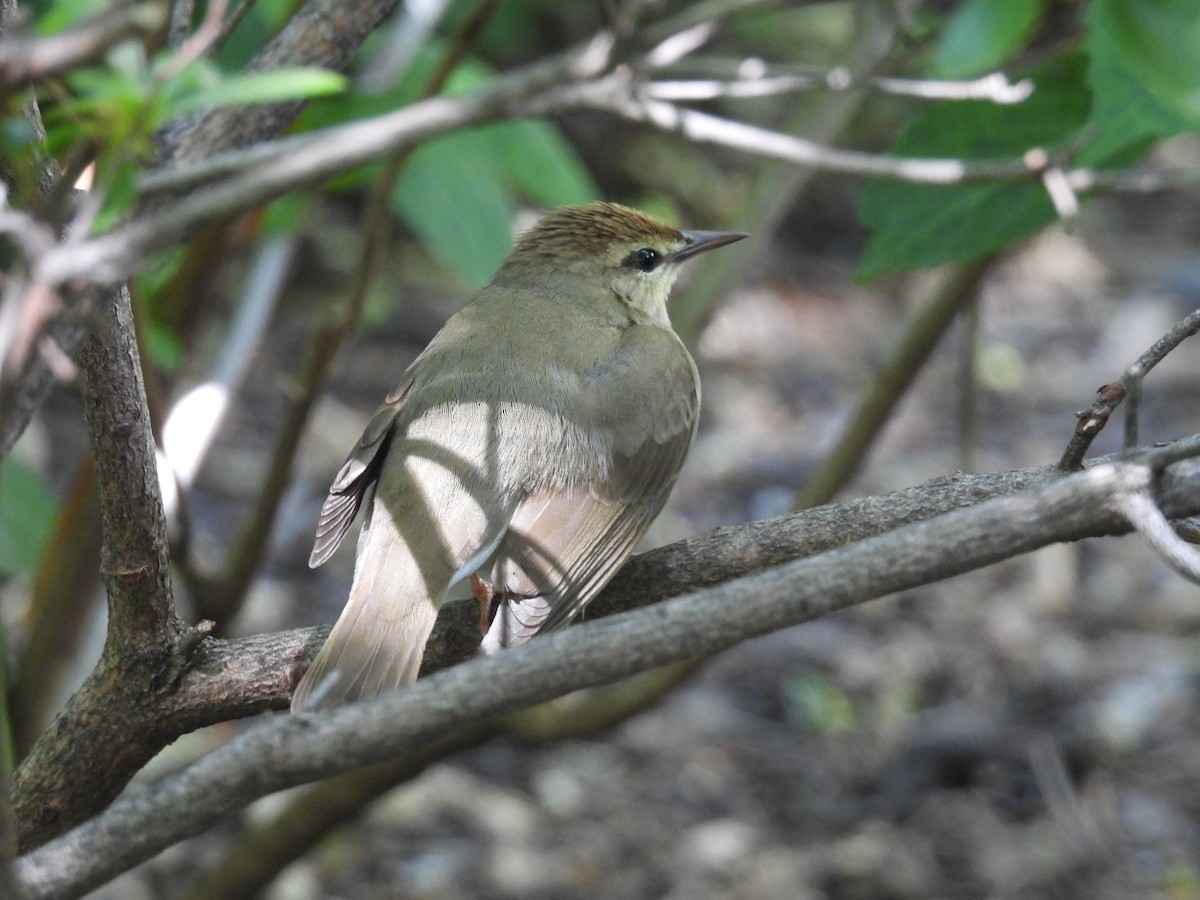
[400,396,614,501]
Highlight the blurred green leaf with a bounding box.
[143,321,185,372]
[216,0,297,72]
[858,56,1111,278]
[1086,0,1200,146]
[33,0,111,34]
[782,669,857,734]
[393,130,517,287]
[299,38,595,286]
[931,0,1044,78]
[160,67,347,120]
[0,456,58,576]
[490,119,596,207]
[262,194,311,235]
[392,119,597,286]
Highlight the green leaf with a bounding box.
[161,67,347,121]
[782,669,857,734]
[143,322,185,372]
[261,194,311,235]
[932,0,1044,78]
[1085,0,1200,144]
[488,119,597,207]
[858,56,1102,278]
[393,130,516,287]
[0,456,58,576]
[34,0,111,34]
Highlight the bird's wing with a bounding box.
[308,378,414,568]
[482,325,699,647]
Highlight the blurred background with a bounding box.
[3,0,1200,897]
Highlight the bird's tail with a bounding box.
[291,498,439,713]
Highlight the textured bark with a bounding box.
[16,454,1200,899]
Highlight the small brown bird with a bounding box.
[292,202,746,712]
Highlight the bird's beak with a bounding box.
[672,229,749,264]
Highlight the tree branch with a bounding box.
[141,437,1200,730]
[15,446,1200,899]
[10,284,196,853]
[32,50,1196,292]
[0,4,165,89]
[0,0,406,463]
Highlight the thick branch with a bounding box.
[7,0,418,847]
[16,451,1200,899]
[156,439,1200,728]
[11,285,190,852]
[74,286,178,645]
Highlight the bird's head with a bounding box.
[495,202,747,324]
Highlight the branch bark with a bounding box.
[0,5,165,88]
[7,0,412,851]
[10,285,193,853]
[15,447,1200,900]
[129,438,1200,730]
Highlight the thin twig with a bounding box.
[0,5,165,88]
[1059,308,1200,470]
[168,0,196,50]
[647,69,1033,103]
[91,59,1194,296]
[1114,482,1200,584]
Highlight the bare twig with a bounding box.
[1114,480,1200,584]
[161,0,229,76]
[168,0,196,50]
[647,69,1033,103]
[1059,308,1200,470]
[37,40,616,287]
[15,449,1200,899]
[0,4,165,88]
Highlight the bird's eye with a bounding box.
[627,247,660,273]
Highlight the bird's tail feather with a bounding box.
[291,503,440,713]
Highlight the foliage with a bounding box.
[858,0,1200,277]
[0,455,57,577]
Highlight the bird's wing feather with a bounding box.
[308,380,413,568]
[483,324,699,647]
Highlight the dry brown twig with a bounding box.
[1059,308,1200,471]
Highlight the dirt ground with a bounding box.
[79,153,1200,899]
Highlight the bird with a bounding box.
[291,201,746,712]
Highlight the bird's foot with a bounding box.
[470,574,497,634]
